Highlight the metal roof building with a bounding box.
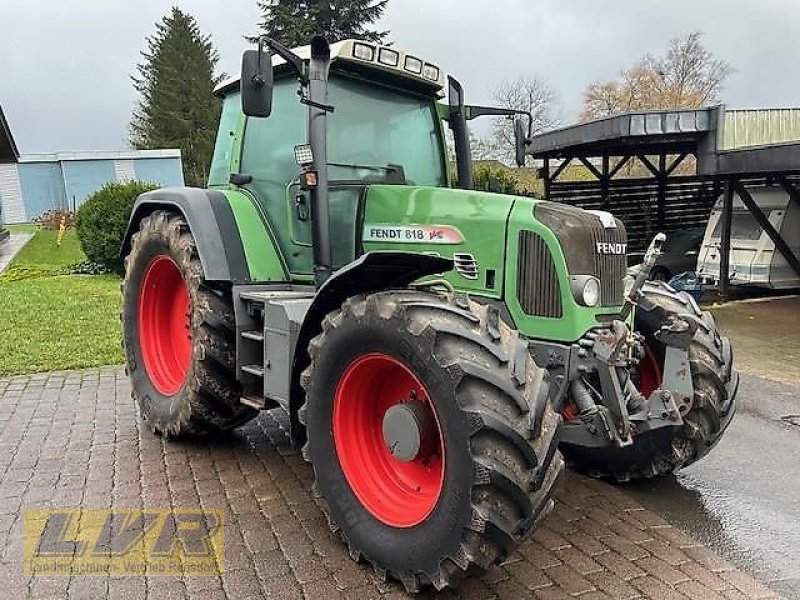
[0,103,184,225]
[0,149,184,224]
[527,105,800,297]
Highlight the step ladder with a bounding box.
[236,289,314,412]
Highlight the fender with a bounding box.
[120,187,250,282]
[287,251,453,441]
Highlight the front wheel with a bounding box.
[122,210,257,438]
[561,281,738,481]
[299,291,563,592]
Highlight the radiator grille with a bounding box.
[517,230,562,318]
[589,224,627,305]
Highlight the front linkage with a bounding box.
[529,234,699,449]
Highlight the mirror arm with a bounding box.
[257,35,308,84]
[465,105,528,120]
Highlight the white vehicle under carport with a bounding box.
[698,186,800,289]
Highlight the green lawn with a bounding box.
[0,274,123,375]
[0,228,124,376]
[10,229,85,270]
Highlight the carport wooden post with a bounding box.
[657,154,667,230]
[601,156,610,209]
[719,178,734,299]
[542,158,550,199]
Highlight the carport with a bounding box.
[527,106,800,297]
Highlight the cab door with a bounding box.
[238,79,312,277]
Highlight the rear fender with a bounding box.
[120,187,250,283]
[288,251,453,442]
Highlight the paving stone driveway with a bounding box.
[0,368,781,599]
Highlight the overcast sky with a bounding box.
[2,0,799,153]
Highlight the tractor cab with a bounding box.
[210,40,452,277]
[209,38,525,281]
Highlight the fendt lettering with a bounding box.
[119,35,738,593]
[596,242,627,255]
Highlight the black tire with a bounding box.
[562,281,738,482]
[122,210,257,438]
[299,291,564,592]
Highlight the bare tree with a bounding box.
[491,76,559,164]
[470,131,498,162]
[581,31,732,121]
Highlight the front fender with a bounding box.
[120,187,250,283]
[288,251,453,441]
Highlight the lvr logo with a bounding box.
[25,509,224,575]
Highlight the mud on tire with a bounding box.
[122,210,257,438]
[298,290,564,592]
[563,281,738,482]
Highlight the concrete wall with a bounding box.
[0,152,183,223]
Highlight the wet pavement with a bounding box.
[0,367,781,599]
[710,296,800,386]
[627,373,800,598]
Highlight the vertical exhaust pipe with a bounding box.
[447,76,474,190]
[308,36,332,287]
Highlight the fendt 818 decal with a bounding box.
[363,224,465,244]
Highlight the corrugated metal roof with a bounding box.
[0,105,19,164]
[723,108,800,150]
[527,107,717,158]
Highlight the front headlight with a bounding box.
[570,275,601,307]
[582,278,601,306]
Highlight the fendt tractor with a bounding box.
[120,36,738,591]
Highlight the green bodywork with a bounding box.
[363,186,612,342]
[207,74,622,344]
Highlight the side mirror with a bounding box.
[448,76,465,114]
[514,116,527,167]
[241,49,273,118]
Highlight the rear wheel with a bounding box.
[299,291,563,592]
[562,281,738,481]
[122,210,257,438]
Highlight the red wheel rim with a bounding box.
[333,353,445,528]
[637,344,662,398]
[138,255,192,396]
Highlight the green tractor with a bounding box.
[120,36,738,591]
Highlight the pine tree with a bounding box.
[130,7,223,187]
[249,0,389,47]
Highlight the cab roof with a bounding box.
[214,39,445,98]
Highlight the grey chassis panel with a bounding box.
[119,187,247,282]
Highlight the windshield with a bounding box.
[663,229,704,253]
[326,75,446,187]
[711,211,764,241]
